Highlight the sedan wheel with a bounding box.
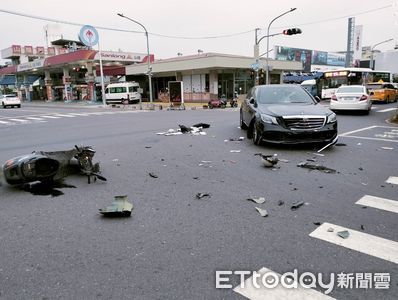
[253,123,261,145]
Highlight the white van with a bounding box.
[105,82,142,104]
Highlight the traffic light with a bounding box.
[282,28,302,35]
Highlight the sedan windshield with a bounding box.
[257,86,314,104]
[337,86,364,93]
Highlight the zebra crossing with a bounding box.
[0,110,145,127]
[234,176,398,299]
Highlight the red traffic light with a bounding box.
[282,28,302,35]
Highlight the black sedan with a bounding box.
[240,84,337,145]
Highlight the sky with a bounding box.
[0,0,397,62]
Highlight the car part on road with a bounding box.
[255,207,268,217]
[149,172,158,178]
[247,197,266,204]
[99,195,133,217]
[196,193,210,199]
[254,153,279,167]
[297,162,336,174]
[290,201,305,211]
[337,230,350,239]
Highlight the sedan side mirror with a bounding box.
[249,98,258,108]
[314,96,321,102]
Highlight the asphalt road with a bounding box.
[0,102,397,300]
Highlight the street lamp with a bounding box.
[370,38,393,70]
[265,8,297,85]
[117,13,153,109]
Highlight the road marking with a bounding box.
[339,125,378,137]
[233,267,335,300]
[376,108,397,113]
[25,116,45,121]
[54,114,75,117]
[309,222,398,264]
[356,195,398,214]
[9,118,29,122]
[68,113,90,116]
[386,176,398,185]
[0,120,10,124]
[40,115,61,119]
[339,135,398,143]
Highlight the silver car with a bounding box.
[329,85,372,114]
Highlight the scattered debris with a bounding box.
[313,222,321,226]
[327,227,334,232]
[313,153,325,157]
[99,195,133,217]
[297,162,336,174]
[193,177,199,180]
[228,137,245,142]
[357,143,362,146]
[360,225,365,230]
[192,123,210,128]
[277,200,285,206]
[255,207,268,217]
[149,172,158,178]
[145,146,152,149]
[358,167,363,171]
[361,206,367,209]
[230,150,241,153]
[337,230,350,239]
[307,158,317,162]
[2,145,106,186]
[292,187,298,191]
[247,197,266,204]
[196,193,210,199]
[279,159,289,163]
[254,153,279,167]
[290,201,305,211]
[381,147,394,150]
[335,143,347,146]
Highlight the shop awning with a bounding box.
[0,75,15,85]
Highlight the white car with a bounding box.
[330,85,372,114]
[1,94,21,108]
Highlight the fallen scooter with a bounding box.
[2,145,106,185]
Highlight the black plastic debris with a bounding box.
[247,197,266,204]
[337,230,350,239]
[358,167,363,171]
[149,172,158,178]
[277,200,285,206]
[145,146,152,149]
[335,143,347,146]
[179,124,191,133]
[255,207,268,217]
[290,201,304,211]
[297,162,336,174]
[313,222,321,226]
[196,193,210,199]
[99,195,133,217]
[360,225,365,230]
[192,123,210,128]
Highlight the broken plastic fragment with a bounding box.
[290,201,304,211]
[230,150,241,153]
[196,193,210,199]
[297,162,336,174]
[192,123,210,129]
[254,153,279,167]
[99,195,133,217]
[327,227,334,232]
[277,200,284,206]
[255,207,268,217]
[337,230,350,239]
[149,172,158,178]
[313,222,321,226]
[381,147,394,150]
[247,197,266,204]
[335,143,347,146]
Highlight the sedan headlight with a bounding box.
[326,112,337,124]
[260,114,278,124]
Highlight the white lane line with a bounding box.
[386,176,398,185]
[377,108,397,113]
[9,118,29,122]
[40,115,61,119]
[68,113,90,116]
[339,135,398,143]
[309,222,398,264]
[0,120,10,124]
[356,195,398,214]
[53,114,75,118]
[339,125,377,137]
[25,116,45,121]
[233,267,335,300]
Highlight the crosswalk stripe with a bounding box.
[68,113,90,116]
[355,195,398,214]
[376,108,396,113]
[386,176,398,185]
[25,117,45,121]
[54,114,75,117]
[309,222,398,264]
[233,267,335,300]
[41,115,60,119]
[9,118,28,122]
[0,120,10,124]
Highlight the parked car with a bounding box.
[330,85,372,114]
[240,84,337,145]
[1,94,21,108]
[365,82,397,103]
